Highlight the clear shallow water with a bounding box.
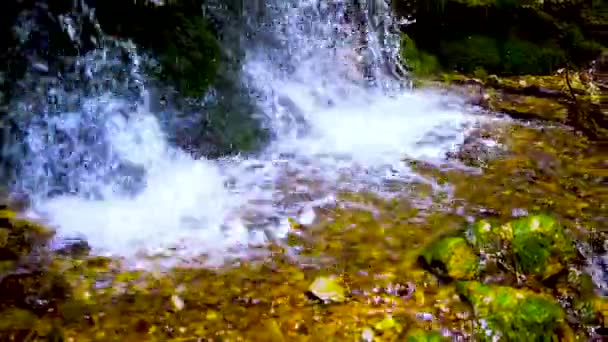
[14,0,481,266]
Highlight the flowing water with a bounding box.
[9,0,481,266]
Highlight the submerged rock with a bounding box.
[456,281,565,341]
[420,236,479,281]
[308,275,347,303]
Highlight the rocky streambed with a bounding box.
[0,71,606,341]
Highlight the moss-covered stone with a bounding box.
[484,89,569,121]
[0,308,40,339]
[468,215,575,279]
[421,236,480,280]
[0,208,54,262]
[456,281,565,341]
[468,219,503,250]
[95,0,220,97]
[509,214,576,278]
[405,329,447,341]
[154,16,219,97]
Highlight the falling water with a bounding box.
[9,0,479,266]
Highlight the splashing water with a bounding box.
[12,0,479,266]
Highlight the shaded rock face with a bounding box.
[0,0,105,184]
[0,0,101,102]
[0,0,273,193]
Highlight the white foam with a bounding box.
[30,104,250,263]
[281,86,471,164]
[25,83,475,265]
[20,2,478,265]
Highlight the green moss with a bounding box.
[468,215,575,279]
[406,329,447,341]
[509,215,575,278]
[421,236,480,280]
[94,0,221,97]
[155,16,219,97]
[456,281,565,341]
[468,219,502,249]
[0,209,54,261]
[485,89,570,121]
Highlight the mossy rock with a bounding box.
[94,0,220,97]
[155,16,219,97]
[572,295,608,325]
[0,308,39,339]
[405,329,447,341]
[0,209,54,262]
[485,89,569,122]
[468,215,575,279]
[421,236,480,280]
[456,281,565,341]
[509,215,576,278]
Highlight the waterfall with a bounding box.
[6,0,477,266]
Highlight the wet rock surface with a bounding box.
[417,72,607,142]
[0,1,606,341]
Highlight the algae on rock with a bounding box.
[421,236,480,280]
[468,214,576,279]
[456,281,565,341]
[0,208,53,262]
[405,328,447,341]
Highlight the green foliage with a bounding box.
[400,34,442,77]
[501,38,566,75]
[438,35,567,75]
[439,35,502,74]
[560,24,604,65]
[396,0,605,76]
